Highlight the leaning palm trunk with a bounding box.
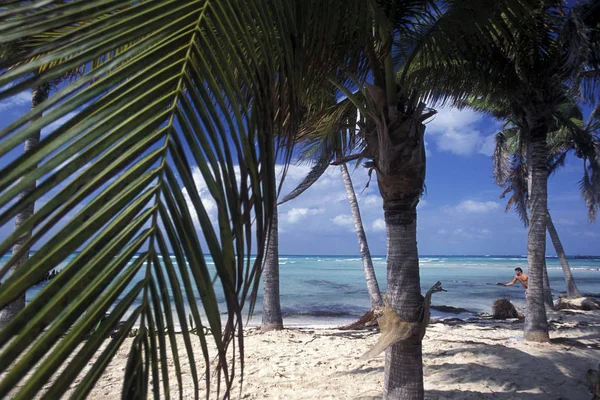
[261,205,283,331]
[542,259,555,310]
[340,162,383,310]
[525,134,550,342]
[373,107,428,400]
[547,211,581,297]
[0,84,48,329]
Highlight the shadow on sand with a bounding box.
[422,330,595,399]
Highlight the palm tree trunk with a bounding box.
[339,162,383,310]
[547,211,581,297]
[373,107,427,399]
[0,84,48,329]
[383,203,423,399]
[261,205,283,331]
[524,134,549,342]
[542,259,555,310]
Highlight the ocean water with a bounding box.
[3,254,600,328]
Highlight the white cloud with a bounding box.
[447,200,500,214]
[0,90,30,112]
[360,194,381,208]
[478,134,496,157]
[426,107,483,132]
[183,166,224,227]
[452,227,492,240]
[417,199,428,209]
[372,218,386,232]
[436,128,484,156]
[425,107,499,156]
[554,218,576,226]
[286,207,324,223]
[583,231,600,238]
[332,214,354,228]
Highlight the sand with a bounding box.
[27,310,600,399]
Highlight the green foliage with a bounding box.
[0,1,375,398]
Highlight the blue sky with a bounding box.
[1,89,599,256]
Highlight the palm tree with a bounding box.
[339,161,384,310]
[0,2,375,398]
[407,1,600,343]
[0,4,163,329]
[284,106,384,313]
[493,99,599,299]
[0,82,49,329]
[283,151,384,313]
[261,203,284,331]
[547,212,581,297]
[0,1,538,399]
[0,27,133,327]
[298,2,536,397]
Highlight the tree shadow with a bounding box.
[425,389,556,399]
[422,341,595,399]
[346,365,384,375]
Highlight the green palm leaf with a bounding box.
[0,1,271,397]
[0,1,374,398]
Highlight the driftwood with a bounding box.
[339,309,382,330]
[361,281,445,359]
[556,297,600,311]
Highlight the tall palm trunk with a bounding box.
[383,204,423,399]
[547,211,581,297]
[339,162,383,310]
[524,133,549,342]
[374,108,427,400]
[261,205,283,331]
[0,84,48,329]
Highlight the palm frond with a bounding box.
[0,1,375,398]
[493,129,512,186]
[278,152,333,205]
[507,155,530,226]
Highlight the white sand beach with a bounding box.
[44,309,600,400]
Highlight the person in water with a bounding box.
[501,267,529,289]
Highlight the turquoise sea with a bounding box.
[3,254,600,327]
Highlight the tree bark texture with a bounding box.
[261,205,283,331]
[542,259,555,310]
[0,84,48,329]
[369,103,427,400]
[339,162,383,310]
[383,205,423,400]
[547,211,581,297]
[524,134,549,342]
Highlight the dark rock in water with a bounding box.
[431,304,473,314]
[439,317,466,326]
[33,269,60,286]
[492,298,519,319]
[581,293,600,299]
[556,297,600,311]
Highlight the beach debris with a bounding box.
[361,281,445,359]
[339,309,383,330]
[556,297,600,311]
[587,363,600,399]
[492,298,519,319]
